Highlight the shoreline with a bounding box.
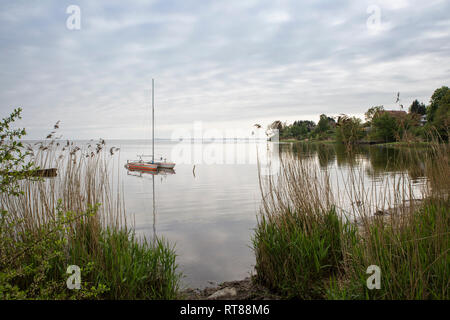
[181,277,281,300]
[279,139,433,148]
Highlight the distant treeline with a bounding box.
[269,86,449,145]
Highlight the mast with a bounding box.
[152,78,155,164]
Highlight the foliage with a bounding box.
[267,120,284,140]
[427,88,450,141]
[0,108,38,196]
[335,115,364,147]
[0,202,180,300]
[293,120,316,131]
[316,114,331,133]
[371,112,399,142]
[364,106,384,123]
[254,140,449,300]
[427,86,449,122]
[339,202,449,300]
[268,120,283,131]
[274,85,449,145]
[0,109,181,300]
[279,120,316,140]
[254,207,346,299]
[409,99,426,115]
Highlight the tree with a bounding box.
[290,124,308,139]
[427,86,449,122]
[365,106,384,123]
[430,90,450,141]
[293,120,316,132]
[316,114,330,133]
[336,115,364,147]
[0,108,38,196]
[268,120,283,131]
[267,120,284,139]
[371,113,399,142]
[327,116,336,128]
[409,99,426,115]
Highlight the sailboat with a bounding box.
[125,79,175,172]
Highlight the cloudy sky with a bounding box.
[1,0,449,139]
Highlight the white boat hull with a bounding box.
[155,162,176,169]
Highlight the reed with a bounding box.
[253,207,347,299]
[253,140,449,299]
[0,138,180,299]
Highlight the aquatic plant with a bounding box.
[253,139,449,299]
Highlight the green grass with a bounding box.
[254,201,449,300]
[335,201,449,300]
[0,202,180,300]
[0,137,181,300]
[253,207,349,298]
[254,140,449,300]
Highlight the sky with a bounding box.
[0,0,449,139]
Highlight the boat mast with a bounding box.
[152,78,155,164]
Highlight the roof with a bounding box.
[384,110,407,115]
[382,110,408,119]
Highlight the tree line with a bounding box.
[269,86,449,145]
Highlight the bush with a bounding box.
[0,108,181,300]
[336,115,364,147]
[0,201,180,300]
[253,208,346,298]
[371,113,399,142]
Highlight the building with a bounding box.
[419,114,427,126]
[382,110,408,120]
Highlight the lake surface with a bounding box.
[113,140,267,289]
[106,140,428,289]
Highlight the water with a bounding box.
[116,140,265,289]
[22,139,426,289]
[104,140,428,289]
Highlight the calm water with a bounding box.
[117,140,264,289]
[104,140,428,289]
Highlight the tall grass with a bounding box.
[0,138,180,299]
[339,202,449,299]
[254,207,346,298]
[253,141,449,299]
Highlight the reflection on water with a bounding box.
[125,168,176,242]
[117,141,263,289]
[112,140,430,288]
[283,142,427,176]
[282,142,428,182]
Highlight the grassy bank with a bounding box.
[253,141,449,299]
[330,200,449,299]
[253,208,345,298]
[280,138,336,144]
[375,141,432,149]
[280,139,433,150]
[0,138,180,299]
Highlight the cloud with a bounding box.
[260,10,291,24]
[0,0,449,139]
